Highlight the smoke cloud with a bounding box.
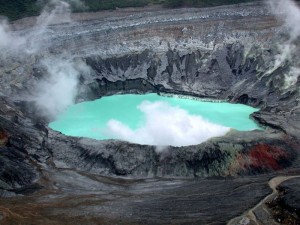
[37,0,72,25]
[0,0,79,54]
[0,0,89,118]
[38,0,86,12]
[0,20,13,48]
[0,19,26,52]
[266,0,300,87]
[33,1,89,118]
[34,57,90,118]
[267,0,300,41]
[105,101,230,147]
[284,67,300,88]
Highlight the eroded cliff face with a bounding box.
[1,1,300,182]
[0,2,300,224]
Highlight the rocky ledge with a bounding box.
[0,2,300,224]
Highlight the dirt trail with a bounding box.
[228,175,300,225]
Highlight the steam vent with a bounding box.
[0,0,300,224]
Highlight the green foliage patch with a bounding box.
[0,0,41,20]
[1,0,299,21]
[77,0,148,11]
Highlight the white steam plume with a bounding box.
[0,20,16,48]
[0,0,89,118]
[34,57,90,118]
[285,67,300,88]
[0,0,77,54]
[0,19,26,51]
[267,0,300,41]
[37,0,72,25]
[38,0,86,11]
[32,1,89,118]
[105,101,230,147]
[266,0,300,87]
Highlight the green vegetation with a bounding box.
[75,0,154,12]
[0,0,299,21]
[0,0,41,20]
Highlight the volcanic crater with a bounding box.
[0,1,300,224]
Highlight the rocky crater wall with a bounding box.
[0,2,300,195]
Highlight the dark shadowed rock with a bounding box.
[280,178,300,211]
[0,147,38,193]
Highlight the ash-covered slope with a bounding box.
[0,1,300,224]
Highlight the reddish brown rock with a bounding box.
[0,129,8,147]
[248,144,289,171]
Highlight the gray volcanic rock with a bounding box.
[0,96,46,194]
[0,147,38,192]
[280,178,300,211]
[0,0,299,184]
[262,177,300,225]
[0,169,274,225]
[49,129,296,177]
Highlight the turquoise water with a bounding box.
[49,93,260,145]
